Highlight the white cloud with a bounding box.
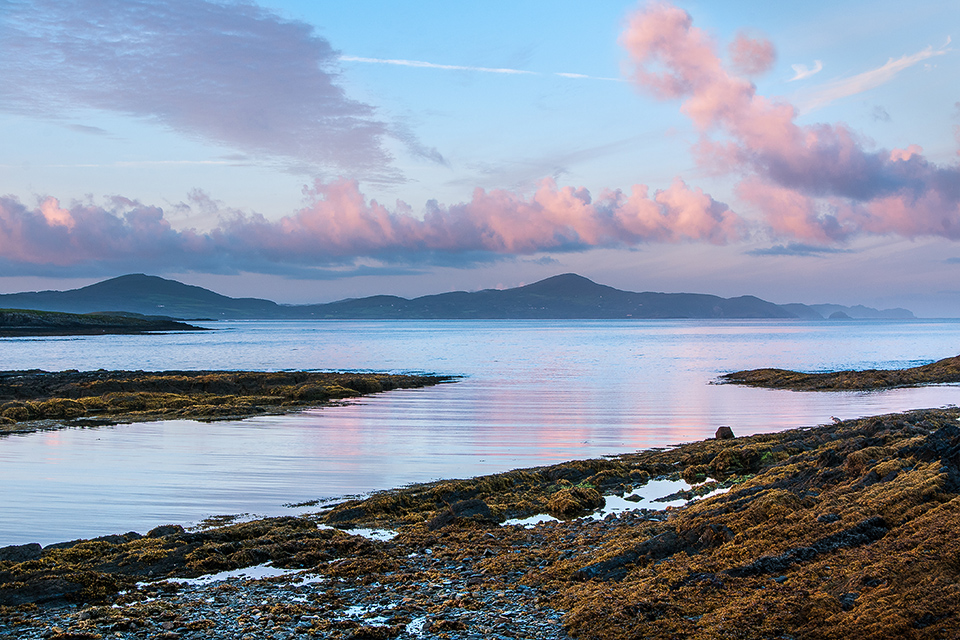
[789,60,823,81]
[340,56,535,75]
[341,56,621,81]
[554,72,623,82]
[799,46,949,112]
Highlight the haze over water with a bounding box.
[3,319,960,545]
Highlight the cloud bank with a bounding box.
[0,0,389,171]
[0,178,742,274]
[621,2,960,243]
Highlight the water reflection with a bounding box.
[2,320,960,545]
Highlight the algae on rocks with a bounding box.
[0,369,455,436]
[719,353,960,391]
[3,408,960,639]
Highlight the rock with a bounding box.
[573,530,682,581]
[673,572,725,590]
[427,499,497,530]
[725,516,888,578]
[817,513,841,523]
[708,447,761,477]
[546,486,604,519]
[147,524,185,538]
[715,426,735,440]
[0,542,42,563]
[695,523,735,547]
[43,531,142,552]
[839,592,860,611]
[681,464,709,483]
[914,612,949,629]
[0,577,83,606]
[325,506,367,524]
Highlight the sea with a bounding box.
[2,318,960,546]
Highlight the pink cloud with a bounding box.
[889,144,923,162]
[0,196,207,270]
[728,32,777,76]
[0,179,743,274]
[621,2,960,243]
[216,177,743,261]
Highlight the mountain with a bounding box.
[0,274,282,319]
[294,274,796,319]
[807,303,915,320]
[778,303,827,320]
[0,273,917,320]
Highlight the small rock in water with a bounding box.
[715,426,735,440]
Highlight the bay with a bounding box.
[2,319,960,546]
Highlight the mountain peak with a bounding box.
[520,273,615,296]
[74,273,236,303]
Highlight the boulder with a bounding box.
[0,542,42,563]
[715,426,735,440]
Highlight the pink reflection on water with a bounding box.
[3,320,960,545]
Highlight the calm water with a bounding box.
[3,319,960,545]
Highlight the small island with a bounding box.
[719,353,960,391]
[0,369,455,436]
[0,309,205,337]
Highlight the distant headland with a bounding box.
[0,309,204,337]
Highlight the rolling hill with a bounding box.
[0,273,915,320]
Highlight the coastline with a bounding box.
[719,353,960,391]
[0,369,456,437]
[2,406,958,639]
[0,309,207,337]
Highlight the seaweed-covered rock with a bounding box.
[547,486,604,519]
[0,542,42,563]
[426,499,497,530]
[0,370,454,436]
[147,525,184,538]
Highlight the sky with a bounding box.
[1,0,958,315]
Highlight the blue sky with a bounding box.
[1,0,958,315]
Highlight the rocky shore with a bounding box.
[720,353,960,391]
[2,406,959,639]
[0,370,455,437]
